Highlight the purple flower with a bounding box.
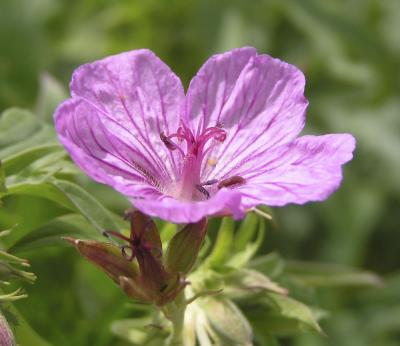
[55,47,355,223]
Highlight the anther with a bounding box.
[217,176,245,189]
[201,179,218,186]
[195,185,210,199]
[160,132,177,150]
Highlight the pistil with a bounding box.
[161,124,244,200]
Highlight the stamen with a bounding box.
[198,127,226,144]
[177,126,195,144]
[160,132,177,150]
[200,179,218,186]
[160,131,185,157]
[160,124,234,200]
[195,185,210,199]
[217,176,245,189]
[253,207,273,220]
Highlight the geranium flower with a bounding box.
[55,47,355,223]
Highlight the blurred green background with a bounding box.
[1,0,400,345]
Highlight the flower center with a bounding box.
[161,124,244,200]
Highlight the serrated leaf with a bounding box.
[203,297,253,345]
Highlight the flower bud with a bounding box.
[65,211,187,306]
[165,218,208,275]
[63,237,139,284]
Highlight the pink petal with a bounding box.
[69,49,185,181]
[235,134,356,207]
[185,48,308,182]
[55,98,163,199]
[130,188,245,224]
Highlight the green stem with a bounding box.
[163,291,186,346]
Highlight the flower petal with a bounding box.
[185,47,257,134]
[185,47,308,182]
[235,134,356,207]
[69,49,185,180]
[55,98,163,199]
[131,188,245,224]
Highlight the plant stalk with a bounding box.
[163,291,186,346]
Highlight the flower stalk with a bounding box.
[162,291,186,346]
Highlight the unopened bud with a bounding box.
[165,218,208,275]
[63,237,138,284]
[64,210,188,306]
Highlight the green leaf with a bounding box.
[285,260,382,287]
[23,151,80,177]
[255,333,279,346]
[3,179,75,210]
[248,252,285,279]
[160,222,176,244]
[0,108,56,159]
[0,161,6,193]
[234,212,259,252]
[227,217,265,268]
[261,293,323,335]
[1,144,62,176]
[51,179,119,232]
[111,317,165,345]
[0,108,41,147]
[35,73,68,122]
[204,218,234,269]
[203,297,253,345]
[3,179,118,234]
[224,268,288,299]
[9,214,99,253]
